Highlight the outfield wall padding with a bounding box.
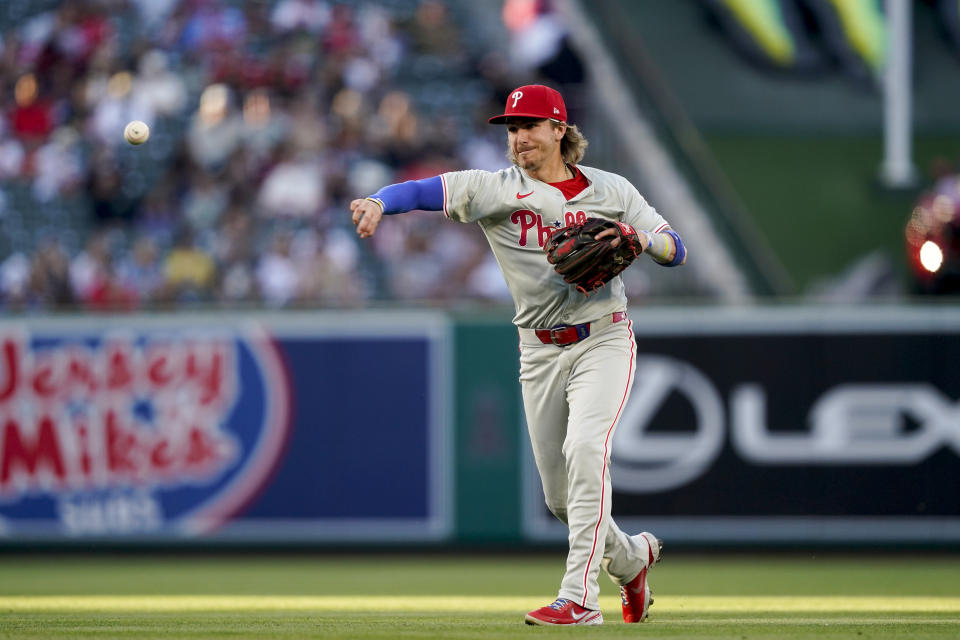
[0,307,956,546]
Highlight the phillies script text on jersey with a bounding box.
[511,210,589,247]
[0,327,290,537]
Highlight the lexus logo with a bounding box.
[611,356,724,493]
[612,357,960,494]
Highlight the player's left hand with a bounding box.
[595,227,649,252]
[350,199,383,239]
[545,217,645,294]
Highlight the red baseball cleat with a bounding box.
[620,533,663,623]
[524,598,603,626]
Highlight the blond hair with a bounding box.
[559,123,588,164]
[505,121,589,166]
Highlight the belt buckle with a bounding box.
[549,326,568,345]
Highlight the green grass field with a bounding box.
[1,553,959,639]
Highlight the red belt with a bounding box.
[534,311,627,346]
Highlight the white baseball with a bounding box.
[124,120,150,145]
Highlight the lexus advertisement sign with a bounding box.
[523,308,960,544]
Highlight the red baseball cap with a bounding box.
[488,84,567,124]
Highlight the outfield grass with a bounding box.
[1,554,958,639]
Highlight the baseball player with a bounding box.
[351,84,686,626]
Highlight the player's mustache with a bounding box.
[505,143,535,164]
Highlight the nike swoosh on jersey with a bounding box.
[516,191,534,199]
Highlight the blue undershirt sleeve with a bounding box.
[367,176,444,214]
[662,229,686,267]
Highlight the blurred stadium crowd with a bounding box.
[0,0,584,310]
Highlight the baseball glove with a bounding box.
[544,217,644,293]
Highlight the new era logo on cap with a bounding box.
[489,84,567,124]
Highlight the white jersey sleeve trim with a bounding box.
[653,222,670,233]
[440,173,450,219]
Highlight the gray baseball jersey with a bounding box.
[440,164,669,328]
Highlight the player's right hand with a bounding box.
[350,198,383,239]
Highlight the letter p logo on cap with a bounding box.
[489,85,567,124]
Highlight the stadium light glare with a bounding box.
[919,240,944,273]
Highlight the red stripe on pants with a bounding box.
[581,320,636,607]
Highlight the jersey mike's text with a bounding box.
[0,335,239,497]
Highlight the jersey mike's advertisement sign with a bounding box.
[523,307,960,544]
[0,313,450,543]
[0,323,290,538]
